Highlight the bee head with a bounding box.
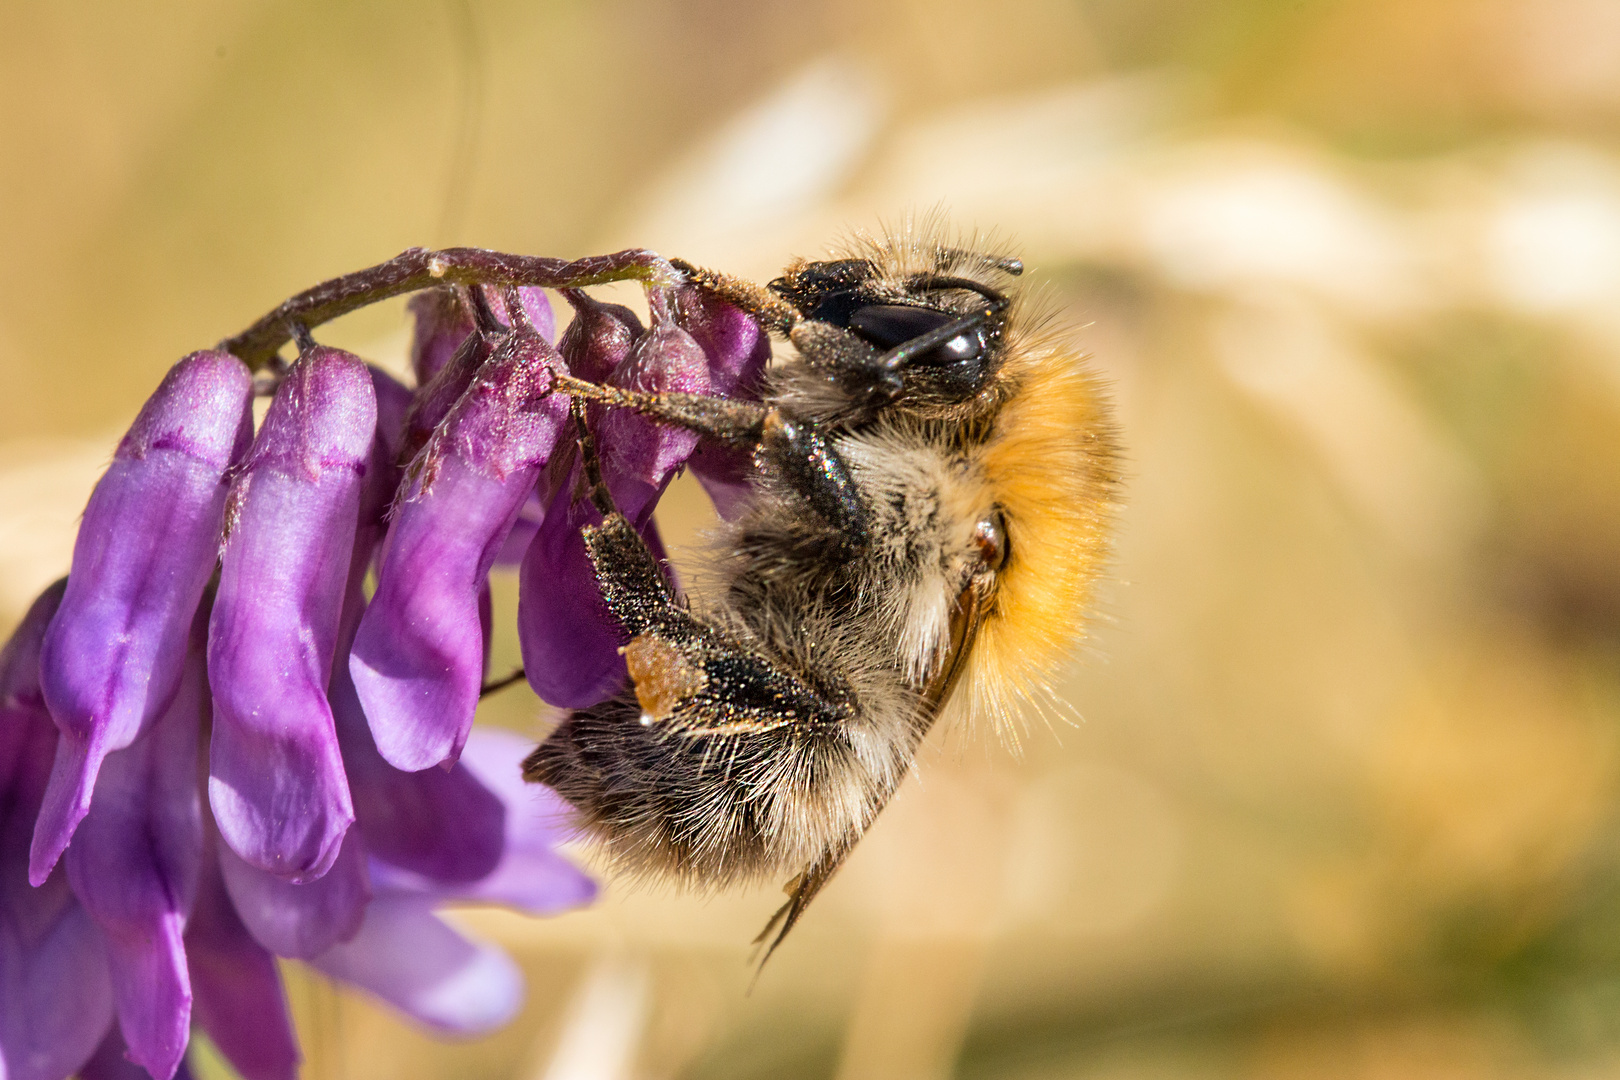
[769,258,1018,410]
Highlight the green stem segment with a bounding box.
[219,246,681,369]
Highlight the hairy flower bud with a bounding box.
[517,297,705,708]
[65,606,206,1080]
[674,283,771,520]
[351,320,570,771]
[409,285,555,388]
[208,348,376,882]
[31,352,253,885]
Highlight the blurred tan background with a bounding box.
[7,1,1620,1078]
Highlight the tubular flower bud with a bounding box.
[318,728,595,1035]
[350,320,570,772]
[64,604,206,1080]
[409,285,555,388]
[517,297,704,708]
[404,286,557,464]
[486,286,556,345]
[556,289,642,384]
[674,283,772,520]
[31,351,253,885]
[487,290,642,571]
[599,304,712,515]
[330,455,506,883]
[208,347,377,882]
[182,846,299,1080]
[407,287,477,388]
[2,581,117,1080]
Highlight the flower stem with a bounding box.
[220,246,681,369]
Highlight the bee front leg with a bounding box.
[560,382,872,547]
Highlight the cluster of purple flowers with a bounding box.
[0,276,769,1080]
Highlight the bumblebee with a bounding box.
[523,228,1119,958]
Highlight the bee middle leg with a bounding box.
[560,382,872,546]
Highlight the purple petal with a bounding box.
[403,328,498,462]
[674,286,770,519]
[0,580,64,712]
[79,1026,197,1080]
[493,490,544,567]
[516,474,680,710]
[309,896,521,1034]
[331,588,505,884]
[407,287,477,387]
[557,290,641,384]
[0,891,114,1080]
[351,328,569,771]
[354,367,411,596]
[518,306,702,710]
[2,585,117,1080]
[185,850,298,1080]
[406,287,557,461]
[369,728,596,914]
[64,608,206,1080]
[325,431,508,890]
[671,282,771,396]
[599,313,712,495]
[486,286,556,345]
[208,347,375,881]
[516,478,628,709]
[686,441,755,522]
[31,353,252,884]
[370,365,414,472]
[219,826,370,960]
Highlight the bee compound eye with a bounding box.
[847,304,982,367]
[974,509,1008,571]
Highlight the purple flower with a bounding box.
[208,347,376,882]
[675,282,772,521]
[30,352,253,885]
[517,291,709,709]
[351,311,571,771]
[1,274,772,1079]
[2,575,594,1080]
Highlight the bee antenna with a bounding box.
[903,273,1010,311]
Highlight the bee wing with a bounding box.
[752,578,992,974]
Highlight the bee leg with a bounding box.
[670,258,802,332]
[560,381,871,546]
[672,258,900,406]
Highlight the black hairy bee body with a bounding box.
[526,225,1118,958]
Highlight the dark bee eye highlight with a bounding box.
[847,304,990,391]
[847,304,957,351]
[974,510,1008,571]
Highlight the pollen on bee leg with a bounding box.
[623,634,705,723]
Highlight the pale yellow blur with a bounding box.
[6,2,1620,1078]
